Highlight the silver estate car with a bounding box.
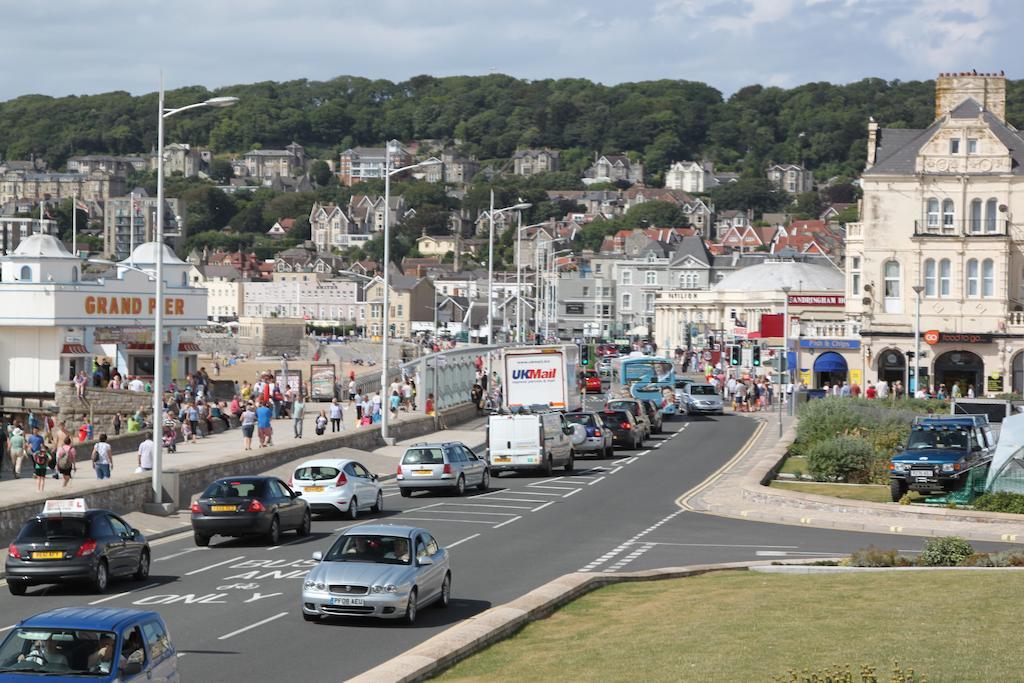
[397,442,489,497]
[680,383,725,415]
[301,524,451,624]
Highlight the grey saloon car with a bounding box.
[396,442,489,497]
[301,524,451,624]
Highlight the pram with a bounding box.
[162,421,178,453]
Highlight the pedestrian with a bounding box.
[348,378,357,404]
[241,380,253,402]
[354,390,364,421]
[315,410,328,436]
[865,382,877,399]
[968,384,976,399]
[390,390,400,416]
[74,370,88,399]
[329,399,343,432]
[360,396,372,426]
[137,436,154,472]
[8,424,26,478]
[91,433,112,479]
[256,401,273,447]
[55,437,76,488]
[112,412,122,436]
[186,403,200,442]
[240,403,257,451]
[293,393,306,439]
[30,435,49,492]
[425,393,435,416]
[471,383,483,414]
[212,401,230,431]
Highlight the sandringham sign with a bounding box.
[787,294,845,307]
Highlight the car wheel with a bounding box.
[890,479,908,503]
[297,510,311,536]
[8,582,26,596]
[404,588,418,625]
[478,469,490,491]
[605,444,613,458]
[348,499,359,520]
[372,491,384,513]
[194,532,210,547]
[564,453,574,473]
[400,488,412,498]
[134,551,150,581]
[267,516,281,545]
[302,612,319,622]
[437,573,451,609]
[454,475,466,496]
[92,559,109,593]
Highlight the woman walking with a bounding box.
[315,409,328,436]
[56,437,76,488]
[240,403,257,451]
[31,442,49,492]
[8,424,26,478]
[329,399,343,433]
[91,433,112,479]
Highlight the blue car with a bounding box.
[0,608,178,681]
[889,415,995,501]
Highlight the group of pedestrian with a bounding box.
[722,375,775,412]
[2,417,116,489]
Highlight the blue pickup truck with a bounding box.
[889,415,995,502]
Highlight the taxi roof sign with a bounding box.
[42,498,87,516]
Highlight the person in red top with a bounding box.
[850,382,861,398]
[865,382,877,399]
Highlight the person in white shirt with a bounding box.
[137,437,154,471]
[128,377,145,393]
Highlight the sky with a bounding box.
[1,0,1020,101]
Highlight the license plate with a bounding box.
[330,597,364,606]
[493,457,511,463]
[31,551,63,560]
[211,505,237,512]
[911,470,933,477]
[305,486,324,493]
[412,470,434,476]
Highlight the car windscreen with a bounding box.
[324,534,411,564]
[564,414,595,427]
[607,401,640,417]
[690,385,718,395]
[402,448,444,465]
[203,480,265,498]
[906,428,970,451]
[17,518,89,542]
[0,628,116,675]
[294,466,341,481]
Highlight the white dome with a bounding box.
[120,242,186,266]
[11,234,77,259]
[713,260,844,293]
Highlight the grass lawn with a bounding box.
[437,570,1020,682]
[778,454,809,477]
[770,480,926,504]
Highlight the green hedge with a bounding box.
[973,491,1024,514]
[805,435,877,483]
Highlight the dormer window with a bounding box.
[950,139,960,154]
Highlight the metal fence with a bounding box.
[401,345,502,412]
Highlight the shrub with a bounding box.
[849,546,912,567]
[973,491,1024,515]
[962,550,1024,567]
[772,663,926,683]
[805,435,877,483]
[918,536,974,566]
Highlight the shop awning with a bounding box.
[61,343,89,355]
[178,342,202,353]
[813,351,848,374]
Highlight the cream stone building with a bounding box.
[847,71,1024,395]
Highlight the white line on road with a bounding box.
[333,522,361,532]
[637,450,650,456]
[465,496,549,504]
[218,612,289,641]
[623,456,638,465]
[611,458,630,466]
[404,502,446,513]
[398,517,495,525]
[653,442,663,448]
[630,541,799,549]
[185,556,245,576]
[447,533,481,548]
[492,516,522,529]
[408,509,518,517]
[562,489,581,498]
[526,484,580,491]
[155,547,207,562]
[176,652,189,659]
[89,582,161,605]
[532,501,555,512]
[495,490,562,497]
[436,502,535,510]
[587,476,606,486]
[608,466,623,474]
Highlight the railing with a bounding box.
[913,219,1009,237]
[799,321,861,338]
[400,344,503,415]
[845,222,862,240]
[1007,311,1024,327]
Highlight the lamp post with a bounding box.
[546,249,573,340]
[780,285,791,436]
[913,284,924,397]
[150,76,237,506]
[514,219,550,343]
[380,149,441,442]
[486,194,531,347]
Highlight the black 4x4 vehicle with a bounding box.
[889,415,995,501]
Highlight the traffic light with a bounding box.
[730,345,741,366]
[581,344,591,366]
[752,346,761,367]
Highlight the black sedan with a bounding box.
[601,409,643,450]
[190,476,311,546]
[5,509,150,595]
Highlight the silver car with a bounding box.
[397,442,489,497]
[301,524,451,624]
[563,411,614,458]
[680,383,725,415]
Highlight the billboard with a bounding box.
[504,350,568,409]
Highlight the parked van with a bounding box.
[486,412,576,476]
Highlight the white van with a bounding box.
[486,412,576,476]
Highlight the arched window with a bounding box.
[18,265,31,281]
[883,260,901,313]
[942,199,955,230]
[970,199,983,232]
[939,258,951,297]
[985,198,998,233]
[926,198,940,228]
[966,259,979,297]
[982,258,995,297]
[923,258,936,297]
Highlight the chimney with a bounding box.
[935,71,1006,122]
[865,117,879,169]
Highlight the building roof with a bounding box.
[9,233,78,259]
[121,242,187,266]
[712,259,843,292]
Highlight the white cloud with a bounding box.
[881,0,996,71]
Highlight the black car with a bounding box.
[641,400,664,434]
[601,409,643,450]
[191,476,311,546]
[5,509,150,595]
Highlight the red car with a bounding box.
[584,371,603,393]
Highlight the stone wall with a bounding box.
[53,382,153,433]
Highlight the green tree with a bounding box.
[181,186,236,233]
[793,191,824,219]
[310,159,332,186]
[209,158,234,183]
[708,178,786,215]
[621,200,688,228]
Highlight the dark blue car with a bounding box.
[0,608,177,681]
[889,415,994,501]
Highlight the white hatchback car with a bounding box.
[290,459,384,519]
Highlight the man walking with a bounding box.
[293,393,306,439]
[137,436,154,472]
[256,401,273,447]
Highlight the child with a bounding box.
[180,418,193,444]
[425,393,435,416]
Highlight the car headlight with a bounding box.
[304,580,325,590]
[371,584,399,593]
[892,463,907,472]
[941,463,956,473]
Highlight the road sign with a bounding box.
[702,350,712,362]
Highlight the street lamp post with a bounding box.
[514,219,550,343]
[780,285,791,436]
[913,284,924,397]
[545,249,573,340]
[150,76,237,506]
[486,194,531,347]
[380,149,440,443]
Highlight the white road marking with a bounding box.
[404,502,446,513]
[562,489,581,498]
[608,466,623,474]
[496,490,562,497]
[633,541,799,549]
[526,484,580,491]
[653,442,663,449]
[185,556,245,576]
[611,458,630,466]
[637,450,650,456]
[623,456,638,465]
[465,496,549,504]
[408,509,518,517]
[437,502,535,510]
[492,516,522,529]
[155,547,207,562]
[587,476,606,486]
[532,501,555,512]
[176,652,189,659]
[446,533,481,548]
[218,612,289,640]
[89,582,161,605]
[398,517,495,525]
[333,522,361,532]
